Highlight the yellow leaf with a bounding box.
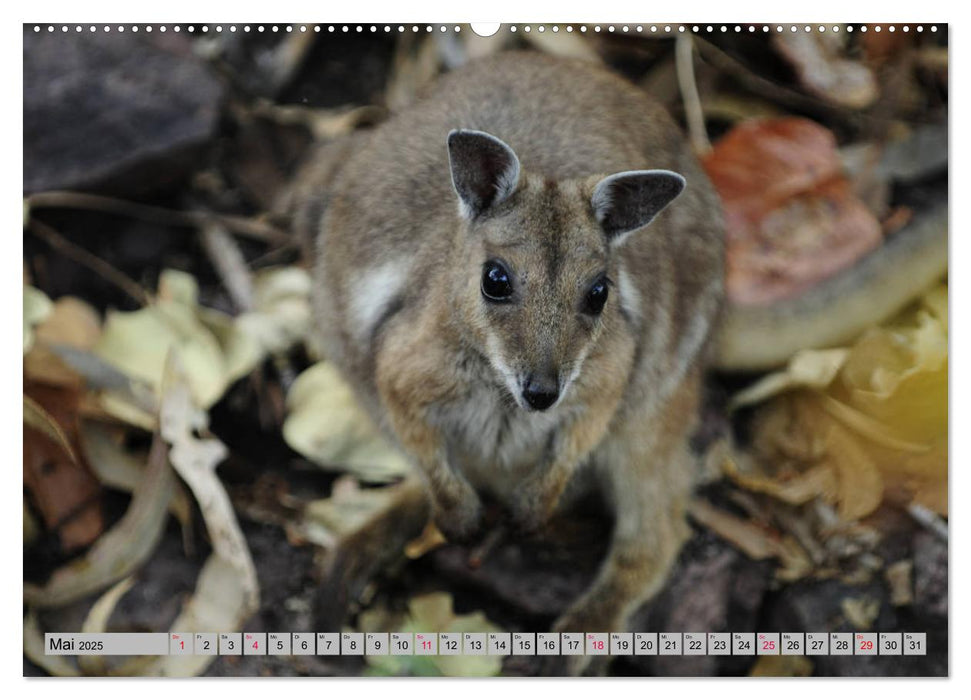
[738,283,948,518]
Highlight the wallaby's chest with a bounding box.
[429,380,565,497]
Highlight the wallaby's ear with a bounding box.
[447,129,521,219]
[591,170,685,244]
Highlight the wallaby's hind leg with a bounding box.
[315,476,431,629]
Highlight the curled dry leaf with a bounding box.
[687,498,812,581]
[24,610,80,677]
[772,29,878,109]
[95,278,229,413]
[703,117,883,306]
[85,266,312,429]
[80,422,193,532]
[78,576,135,675]
[198,265,313,383]
[24,295,102,388]
[283,362,412,482]
[139,356,259,677]
[24,432,174,608]
[737,284,947,521]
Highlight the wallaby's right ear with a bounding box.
[447,129,520,220]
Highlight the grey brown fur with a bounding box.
[307,52,724,675]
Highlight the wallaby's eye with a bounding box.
[481,260,514,302]
[583,277,609,315]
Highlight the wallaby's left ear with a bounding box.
[591,170,686,244]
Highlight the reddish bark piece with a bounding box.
[703,118,883,306]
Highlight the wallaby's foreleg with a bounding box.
[316,476,431,628]
[547,377,700,675]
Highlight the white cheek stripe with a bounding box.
[617,265,642,321]
[485,331,523,406]
[348,260,409,344]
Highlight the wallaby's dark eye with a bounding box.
[481,260,514,302]
[583,278,609,315]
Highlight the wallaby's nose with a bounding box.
[522,375,559,411]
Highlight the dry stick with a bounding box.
[28,218,152,307]
[675,35,712,156]
[467,526,507,570]
[26,191,288,244]
[907,503,948,542]
[199,222,255,312]
[694,38,865,123]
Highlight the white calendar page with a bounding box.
[17,1,950,685]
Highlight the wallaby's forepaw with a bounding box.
[508,487,557,536]
[434,496,485,545]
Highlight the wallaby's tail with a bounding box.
[314,476,431,629]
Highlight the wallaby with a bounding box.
[306,51,725,675]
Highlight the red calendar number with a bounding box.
[762,640,775,651]
[860,640,873,651]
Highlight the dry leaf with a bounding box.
[773,30,878,109]
[283,362,412,482]
[363,592,504,677]
[885,560,914,606]
[703,118,882,306]
[737,284,947,519]
[23,285,53,353]
[24,295,102,388]
[23,611,80,677]
[687,498,812,580]
[749,654,813,677]
[80,422,193,531]
[78,576,135,675]
[300,477,405,549]
[24,433,173,608]
[23,383,103,551]
[841,596,881,629]
[138,356,259,677]
[95,297,228,411]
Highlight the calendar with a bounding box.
[44,631,928,657]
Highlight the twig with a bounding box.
[200,222,254,312]
[28,218,152,307]
[694,37,865,123]
[467,526,507,569]
[26,191,289,244]
[907,503,948,542]
[675,35,711,156]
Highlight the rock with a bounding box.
[24,29,223,195]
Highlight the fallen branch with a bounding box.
[28,218,152,307]
[26,191,289,244]
[675,35,711,156]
